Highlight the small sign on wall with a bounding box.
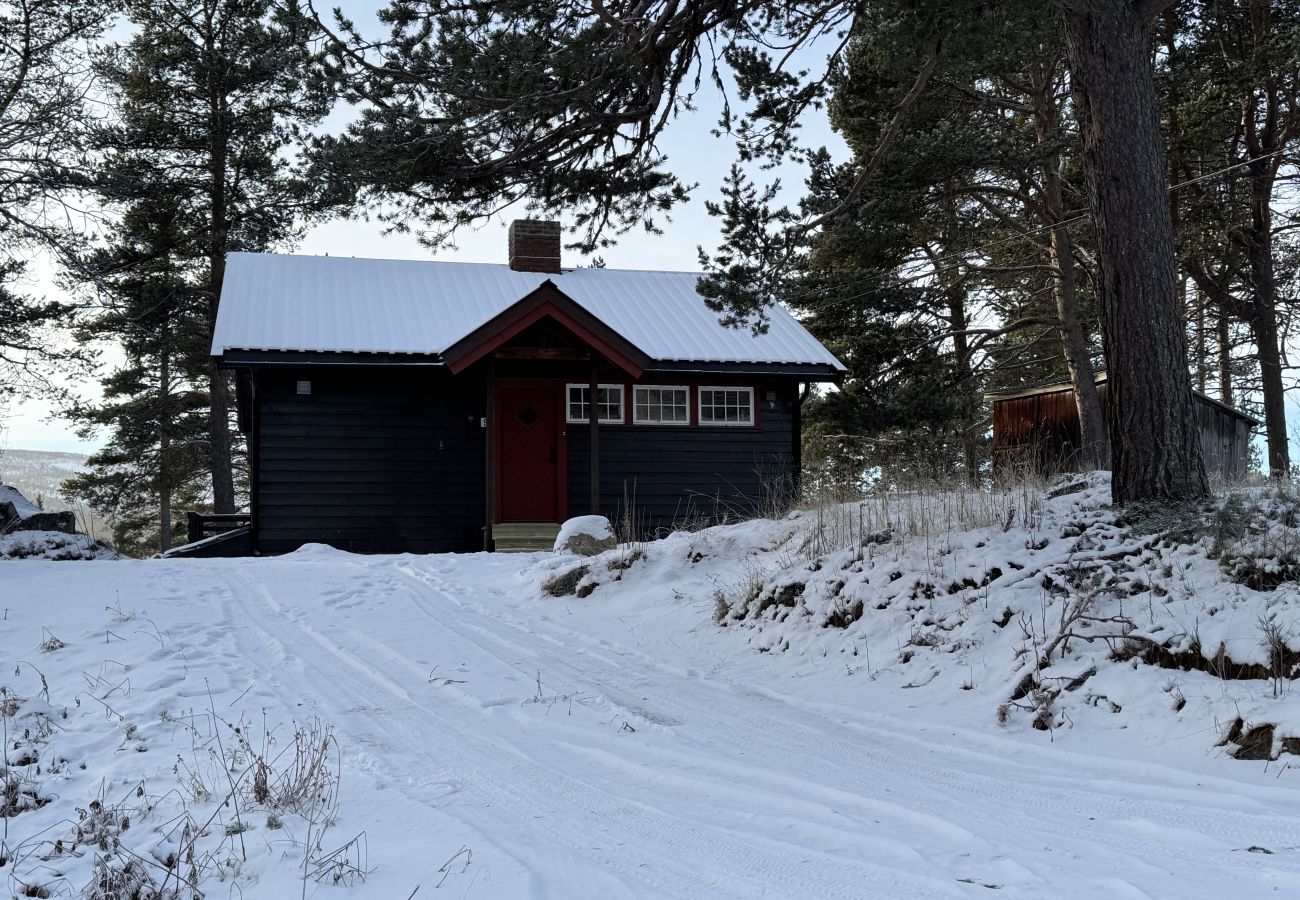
[296,380,311,395]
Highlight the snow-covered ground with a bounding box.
[4,478,1300,898]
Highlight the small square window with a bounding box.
[633,385,689,424]
[296,380,312,395]
[698,386,754,426]
[566,384,624,424]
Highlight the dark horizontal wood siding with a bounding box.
[253,368,486,553]
[565,381,798,536]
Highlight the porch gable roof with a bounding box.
[441,281,650,377]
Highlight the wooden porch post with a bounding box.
[484,363,495,550]
[793,382,808,503]
[588,365,600,515]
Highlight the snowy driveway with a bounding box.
[6,549,1300,898]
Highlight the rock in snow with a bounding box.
[554,514,616,556]
[1,483,111,558]
[1,483,41,521]
[1,483,76,534]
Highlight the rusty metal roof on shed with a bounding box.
[211,252,844,372]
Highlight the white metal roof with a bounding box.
[212,252,844,370]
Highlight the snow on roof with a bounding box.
[212,252,844,370]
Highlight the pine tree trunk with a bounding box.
[1218,308,1234,406]
[1063,0,1208,502]
[948,298,981,483]
[205,21,235,514]
[159,337,173,553]
[207,362,234,512]
[1251,303,1288,477]
[937,193,981,483]
[1245,173,1290,477]
[1048,222,1107,470]
[1194,286,1208,394]
[1031,64,1107,470]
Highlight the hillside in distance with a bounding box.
[0,447,108,538]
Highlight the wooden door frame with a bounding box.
[492,377,567,524]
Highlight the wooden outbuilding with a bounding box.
[202,220,844,555]
[987,373,1258,479]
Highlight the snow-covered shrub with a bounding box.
[1211,491,1300,589]
[791,470,1052,564]
[542,564,592,597]
[714,559,776,623]
[1258,614,1297,698]
[86,855,159,900]
[1,767,49,819]
[37,628,64,654]
[712,591,730,624]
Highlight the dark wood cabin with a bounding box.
[201,220,844,555]
[987,373,1258,479]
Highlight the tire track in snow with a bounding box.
[389,566,1004,847]
[375,563,1132,896]
[216,563,971,900]
[389,560,1300,896]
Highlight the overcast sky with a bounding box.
[2,5,847,455]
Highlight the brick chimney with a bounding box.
[508,219,562,273]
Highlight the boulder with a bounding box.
[0,484,39,526]
[17,510,77,534]
[0,485,77,535]
[554,515,616,556]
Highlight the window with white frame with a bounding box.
[566,384,624,424]
[698,386,754,426]
[633,385,689,424]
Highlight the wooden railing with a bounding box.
[187,512,252,544]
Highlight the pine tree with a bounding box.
[1166,0,1300,478]
[64,191,211,556]
[84,0,336,525]
[0,0,111,406]
[1063,0,1208,501]
[719,1,1107,483]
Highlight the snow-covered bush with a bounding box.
[1211,491,1300,589]
[792,470,1049,564]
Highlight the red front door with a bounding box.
[497,384,562,522]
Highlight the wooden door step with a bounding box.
[493,522,561,552]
